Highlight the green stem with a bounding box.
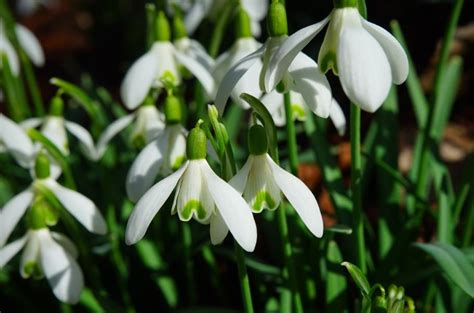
[181,222,197,304]
[350,103,366,273]
[208,0,236,57]
[19,50,45,116]
[283,92,299,174]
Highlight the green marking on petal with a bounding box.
[131,134,146,149]
[180,200,208,221]
[252,191,277,213]
[292,104,307,122]
[171,155,186,171]
[160,71,178,89]
[23,261,43,279]
[319,51,338,75]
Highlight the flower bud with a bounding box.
[186,122,207,160]
[235,7,252,39]
[164,95,183,124]
[35,152,50,179]
[49,96,64,117]
[248,124,268,155]
[267,1,288,37]
[155,11,171,42]
[333,0,358,8]
[173,12,188,40]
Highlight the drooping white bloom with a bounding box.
[120,40,216,110]
[0,165,107,247]
[174,36,214,70]
[125,158,258,252]
[230,153,324,238]
[126,124,187,202]
[213,37,264,109]
[92,105,166,160]
[179,0,268,37]
[0,228,83,304]
[265,7,409,112]
[0,113,35,167]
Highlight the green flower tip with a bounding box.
[164,95,183,124]
[35,152,50,179]
[155,11,171,42]
[172,12,188,40]
[142,95,155,106]
[235,6,252,39]
[186,121,207,160]
[248,124,268,155]
[333,0,358,8]
[49,96,64,117]
[27,196,59,230]
[23,261,43,279]
[267,1,288,37]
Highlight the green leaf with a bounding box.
[326,241,348,313]
[341,261,371,296]
[326,224,353,235]
[414,242,474,297]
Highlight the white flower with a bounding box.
[0,169,107,247]
[0,228,83,304]
[265,7,409,112]
[174,37,214,70]
[181,0,268,37]
[126,124,187,202]
[125,158,257,252]
[229,153,324,238]
[92,105,166,160]
[120,41,216,110]
[0,113,35,167]
[216,36,333,118]
[213,37,264,109]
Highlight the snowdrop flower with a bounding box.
[179,0,267,37]
[213,9,264,109]
[216,3,333,119]
[121,11,215,110]
[265,0,409,112]
[0,153,107,248]
[0,228,83,304]
[230,124,323,237]
[0,113,35,167]
[92,99,166,160]
[126,125,257,252]
[126,95,187,202]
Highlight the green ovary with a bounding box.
[180,200,208,221]
[252,191,277,213]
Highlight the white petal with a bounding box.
[95,114,135,159]
[260,91,286,127]
[0,114,35,167]
[0,188,34,247]
[41,116,68,154]
[251,20,262,37]
[20,230,41,277]
[362,20,409,85]
[229,155,254,194]
[215,45,266,114]
[242,0,268,21]
[265,17,330,91]
[120,49,159,110]
[0,36,20,75]
[126,133,165,202]
[210,212,229,245]
[125,162,189,245]
[174,48,216,99]
[64,121,96,160]
[337,27,392,112]
[201,161,257,252]
[289,53,332,118]
[44,180,107,235]
[329,99,346,136]
[266,154,323,237]
[39,230,83,304]
[176,38,215,69]
[19,117,43,129]
[15,24,45,66]
[230,60,264,109]
[165,125,187,173]
[0,235,27,268]
[51,232,79,259]
[184,0,213,35]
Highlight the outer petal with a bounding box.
[95,114,135,159]
[210,212,229,245]
[19,117,43,129]
[44,180,107,235]
[41,116,68,154]
[361,20,409,85]
[0,36,20,75]
[184,0,213,35]
[125,162,188,245]
[174,49,216,98]
[329,99,346,136]
[15,24,45,66]
[0,114,35,167]
[201,161,257,252]
[266,155,323,237]
[265,16,330,91]
[289,53,332,118]
[126,133,165,202]
[242,0,268,21]
[120,49,159,110]
[337,27,392,112]
[51,232,79,259]
[260,91,286,127]
[39,230,83,304]
[0,235,27,268]
[64,121,96,160]
[0,188,34,247]
[215,45,266,114]
[228,155,254,194]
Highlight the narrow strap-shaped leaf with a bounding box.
[341,261,371,296]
